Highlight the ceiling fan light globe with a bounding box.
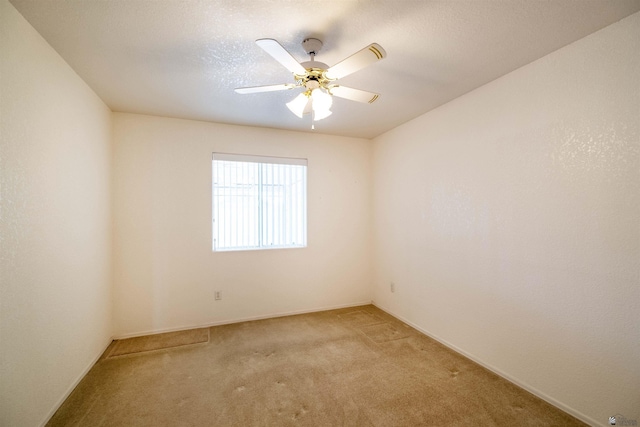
[286,93,310,118]
[313,109,332,121]
[312,88,333,111]
[303,99,313,115]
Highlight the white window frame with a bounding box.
[212,153,307,252]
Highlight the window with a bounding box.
[212,153,307,251]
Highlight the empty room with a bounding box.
[1,0,639,426]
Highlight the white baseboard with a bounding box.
[113,300,373,340]
[372,301,600,427]
[40,337,114,427]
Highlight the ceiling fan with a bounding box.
[235,38,387,127]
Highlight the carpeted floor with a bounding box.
[47,305,586,426]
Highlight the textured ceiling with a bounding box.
[9,0,640,139]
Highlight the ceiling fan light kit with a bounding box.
[235,37,386,128]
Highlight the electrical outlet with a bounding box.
[215,291,222,300]
[390,282,395,293]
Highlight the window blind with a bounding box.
[212,153,307,251]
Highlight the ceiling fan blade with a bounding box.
[325,43,386,80]
[329,86,380,104]
[256,39,307,75]
[235,84,297,94]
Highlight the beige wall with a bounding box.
[112,113,372,337]
[0,1,113,426]
[372,12,639,426]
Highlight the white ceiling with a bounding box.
[10,0,640,139]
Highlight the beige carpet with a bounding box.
[107,328,209,357]
[47,305,586,426]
